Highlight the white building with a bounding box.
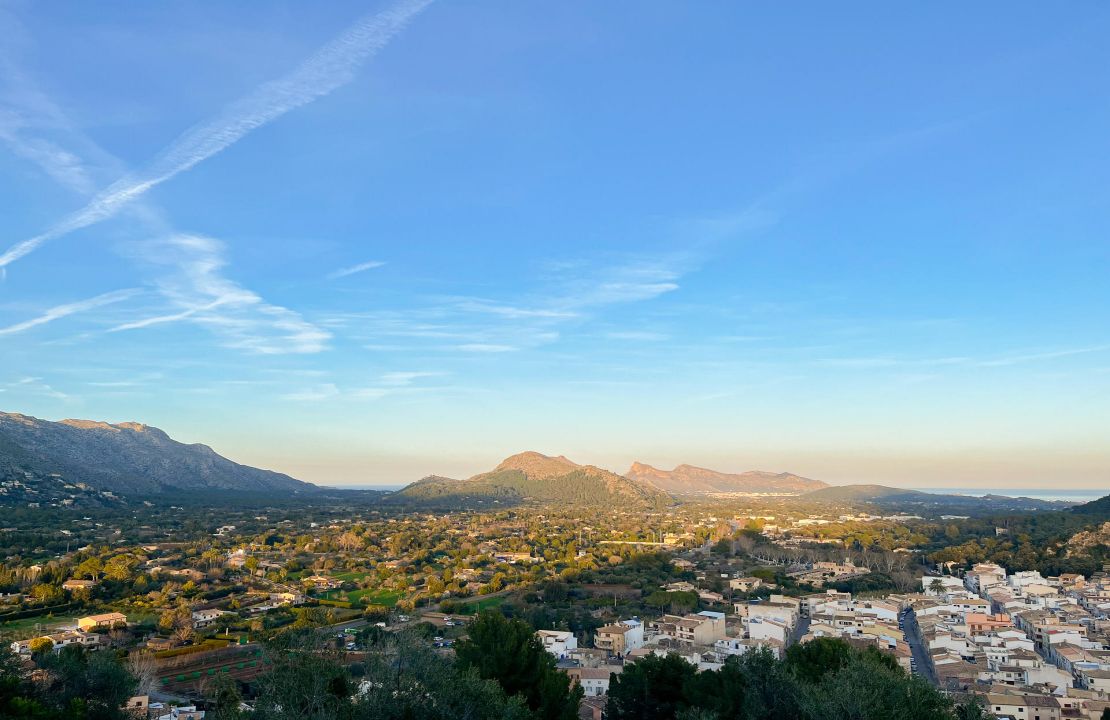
[536,630,577,659]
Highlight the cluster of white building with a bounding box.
[801,590,913,669]
[540,588,912,706]
[536,561,1110,719]
[909,563,1110,718]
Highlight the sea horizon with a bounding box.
[911,487,1105,502]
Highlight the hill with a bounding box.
[625,461,826,494]
[1072,493,1110,517]
[0,411,314,496]
[802,484,1070,515]
[393,451,673,508]
[802,484,926,503]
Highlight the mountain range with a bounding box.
[393,451,674,509]
[624,461,826,494]
[0,411,314,496]
[8,409,1096,514]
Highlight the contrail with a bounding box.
[0,0,432,270]
[0,288,139,336]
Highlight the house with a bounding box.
[536,630,577,659]
[163,568,206,583]
[62,579,97,592]
[698,590,726,604]
[565,666,620,697]
[580,696,606,720]
[747,616,789,645]
[77,612,127,632]
[1076,667,1110,693]
[921,576,964,596]
[494,552,538,564]
[303,575,342,590]
[965,613,1013,635]
[121,695,149,718]
[789,561,868,587]
[981,693,1061,720]
[648,611,728,646]
[594,619,644,656]
[10,631,101,655]
[729,577,763,593]
[742,597,800,629]
[713,637,783,661]
[154,705,205,720]
[192,609,225,628]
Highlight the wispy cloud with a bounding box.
[2,376,68,400]
[0,0,433,269]
[813,345,1109,370]
[281,384,340,402]
[0,289,139,337]
[975,345,1110,367]
[112,234,330,354]
[606,331,669,341]
[1,34,336,355]
[455,343,518,353]
[452,299,578,320]
[327,260,386,280]
[281,370,445,402]
[538,254,696,314]
[380,371,443,386]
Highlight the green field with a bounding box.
[343,589,401,607]
[454,595,506,614]
[0,614,78,639]
[332,571,371,582]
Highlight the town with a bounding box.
[1,494,1108,719]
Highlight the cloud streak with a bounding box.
[0,288,139,337]
[0,0,433,269]
[327,260,386,279]
[112,234,331,354]
[0,36,337,355]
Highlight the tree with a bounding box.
[929,578,946,595]
[254,650,353,720]
[955,696,989,720]
[30,583,63,604]
[34,645,137,719]
[28,637,53,656]
[454,611,581,720]
[711,538,732,556]
[75,557,103,581]
[206,672,246,719]
[0,645,47,716]
[785,636,856,683]
[104,554,138,582]
[338,532,364,552]
[128,651,159,697]
[644,590,697,614]
[606,653,697,720]
[798,651,951,720]
[355,630,531,720]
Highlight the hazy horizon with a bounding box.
[2,2,1109,491]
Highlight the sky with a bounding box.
[1,1,1109,489]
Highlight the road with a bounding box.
[902,609,937,686]
[789,615,810,646]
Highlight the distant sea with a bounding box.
[913,487,1105,503]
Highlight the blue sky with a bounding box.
[1,1,1108,488]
